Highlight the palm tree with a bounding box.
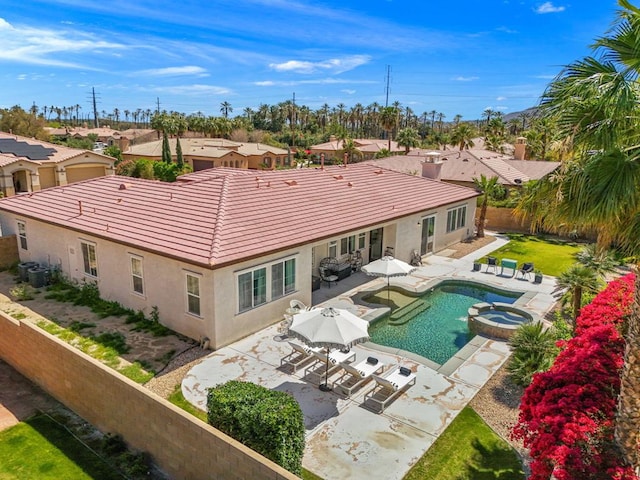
[514,1,640,467]
[472,174,500,238]
[379,106,398,151]
[450,124,475,151]
[220,101,232,118]
[554,265,601,324]
[395,127,420,154]
[339,137,362,164]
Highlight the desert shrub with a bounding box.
[207,381,305,475]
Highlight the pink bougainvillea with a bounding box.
[512,273,638,480]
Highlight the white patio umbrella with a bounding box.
[362,255,418,309]
[288,307,369,391]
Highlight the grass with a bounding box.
[404,407,525,480]
[477,233,583,277]
[168,386,208,422]
[0,414,123,479]
[36,320,154,384]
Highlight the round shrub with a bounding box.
[207,380,305,475]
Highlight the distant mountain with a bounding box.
[502,107,539,122]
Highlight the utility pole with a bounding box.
[90,87,100,128]
[291,92,296,148]
[384,65,391,107]
[156,97,161,114]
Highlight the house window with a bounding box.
[358,232,366,250]
[446,205,467,233]
[340,235,356,256]
[271,258,296,299]
[186,274,201,316]
[17,221,27,250]
[328,240,337,258]
[130,256,144,295]
[238,267,267,312]
[81,241,98,277]
[238,257,296,313]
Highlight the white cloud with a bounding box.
[150,84,231,95]
[496,96,507,101]
[0,17,126,68]
[134,66,208,77]
[453,76,479,82]
[253,77,377,87]
[341,89,356,94]
[269,55,371,74]
[535,2,565,14]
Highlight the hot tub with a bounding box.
[468,302,538,340]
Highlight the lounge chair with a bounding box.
[280,341,320,372]
[485,256,498,274]
[304,348,356,383]
[518,262,534,280]
[332,356,385,397]
[363,366,417,413]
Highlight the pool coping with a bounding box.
[350,276,537,375]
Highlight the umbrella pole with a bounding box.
[387,277,391,310]
[319,348,332,392]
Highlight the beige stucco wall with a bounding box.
[66,165,108,184]
[0,313,296,480]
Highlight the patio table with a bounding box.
[500,258,518,277]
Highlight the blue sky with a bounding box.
[0,0,620,121]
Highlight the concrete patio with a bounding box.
[182,235,557,479]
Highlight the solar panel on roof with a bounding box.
[0,138,57,160]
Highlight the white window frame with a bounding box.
[130,255,144,295]
[328,240,337,258]
[340,235,356,256]
[358,232,366,250]
[17,220,27,250]
[237,256,297,313]
[80,241,98,277]
[185,272,201,317]
[446,205,467,233]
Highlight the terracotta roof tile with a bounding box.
[0,164,478,268]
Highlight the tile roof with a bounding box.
[124,138,288,158]
[0,131,97,165]
[367,148,560,185]
[0,164,478,268]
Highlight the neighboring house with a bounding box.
[0,164,479,349]
[366,148,560,190]
[122,138,291,171]
[0,131,115,197]
[46,127,157,151]
[309,137,406,162]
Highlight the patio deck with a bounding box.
[182,234,558,479]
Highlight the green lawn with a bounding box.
[478,234,583,277]
[0,414,123,479]
[404,407,525,480]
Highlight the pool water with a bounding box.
[367,282,522,365]
[481,310,529,325]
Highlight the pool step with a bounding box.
[389,300,430,325]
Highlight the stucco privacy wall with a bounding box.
[0,313,296,480]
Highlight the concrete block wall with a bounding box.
[0,313,297,480]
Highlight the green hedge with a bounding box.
[207,381,305,475]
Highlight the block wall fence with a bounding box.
[0,313,297,480]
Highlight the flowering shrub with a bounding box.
[512,273,638,480]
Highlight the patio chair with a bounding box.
[304,348,356,383]
[518,262,535,280]
[332,356,385,397]
[319,266,339,287]
[363,365,417,413]
[280,341,320,372]
[485,256,498,274]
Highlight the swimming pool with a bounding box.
[366,281,523,365]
